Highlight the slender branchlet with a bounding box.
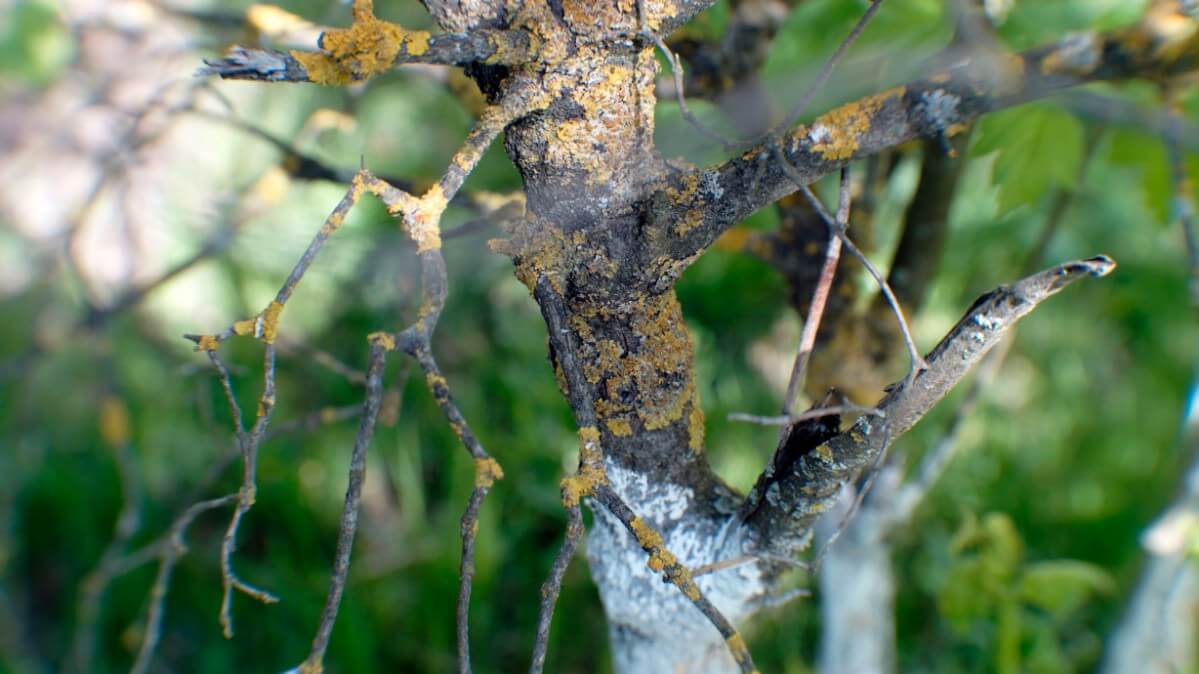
[743,255,1117,556]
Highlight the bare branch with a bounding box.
[299,336,391,673]
[528,505,584,674]
[130,495,240,674]
[743,255,1117,556]
[799,182,928,382]
[781,168,849,418]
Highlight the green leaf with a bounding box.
[0,0,73,86]
[1103,127,1171,226]
[1019,559,1116,618]
[972,104,1085,215]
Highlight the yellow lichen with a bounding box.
[195,335,220,352]
[605,417,633,437]
[810,87,904,161]
[367,331,396,351]
[290,1,430,85]
[259,300,285,344]
[687,394,705,452]
[425,371,449,396]
[298,658,323,674]
[629,516,701,599]
[474,456,505,488]
[726,633,758,673]
[561,425,606,506]
[256,392,275,418]
[630,516,665,550]
[233,317,257,337]
[402,184,446,252]
[674,208,704,236]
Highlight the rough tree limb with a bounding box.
[654,17,1199,262]
[742,255,1117,557]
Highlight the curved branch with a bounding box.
[742,255,1117,556]
[653,15,1199,262]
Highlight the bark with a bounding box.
[1102,442,1199,674]
[198,2,1199,671]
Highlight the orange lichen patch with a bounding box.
[233,317,257,337]
[629,516,702,600]
[674,208,705,236]
[405,184,447,252]
[585,340,624,384]
[567,292,696,435]
[814,443,834,463]
[486,29,540,65]
[561,0,641,34]
[425,371,449,395]
[725,633,759,674]
[291,2,430,85]
[259,300,285,343]
[1142,1,1199,60]
[605,417,633,437]
[367,331,396,351]
[474,456,505,488]
[492,217,575,292]
[535,56,657,189]
[561,425,607,506]
[686,394,705,452]
[194,335,220,352]
[810,87,905,161]
[99,396,130,448]
[256,392,275,418]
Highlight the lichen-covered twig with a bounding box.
[288,82,543,674]
[658,13,1199,262]
[200,0,540,83]
[744,255,1117,556]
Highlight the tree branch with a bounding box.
[653,14,1199,262]
[200,28,540,82]
[743,255,1117,556]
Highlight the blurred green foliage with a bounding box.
[2,1,1198,674]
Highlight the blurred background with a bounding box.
[2,0,1197,672]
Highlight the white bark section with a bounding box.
[587,461,768,674]
[817,472,902,674]
[1102,451,1199,674]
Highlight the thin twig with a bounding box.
[781,167,850,418]
[129,494,239,674]
[727,403,883,426]
[798,183,929,382]
[528,505,584,674]
[770,0,888,137]
[69,401,142,673]
[300,336,391,672]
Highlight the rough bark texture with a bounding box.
[199,2,1199,671]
